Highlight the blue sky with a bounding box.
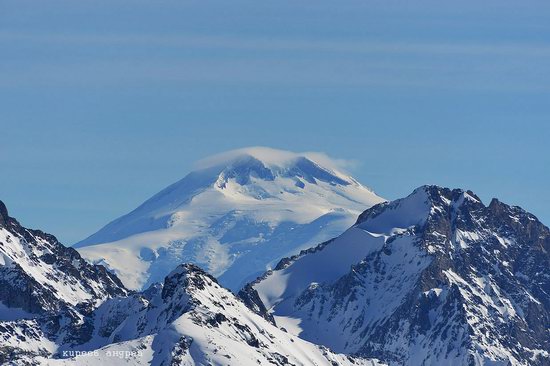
[1,0,549,244]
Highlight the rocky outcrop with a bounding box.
[245,186,550,366]
[0,200,128,363]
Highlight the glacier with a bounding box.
[74,147,384,291]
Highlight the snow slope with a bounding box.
[40,264,384,366]
[75,147,384,291]
[0,200,127,363]
[0,200,383,366]
[242,186,550,366]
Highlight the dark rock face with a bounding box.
[238,283,275,324]
[242,186,550,365]
[0,200,8,227]
[0,200,128,362]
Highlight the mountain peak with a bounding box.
[246,184,550,365]
[214,154,353,190]
[412,184,481,205]
[355,185,483,233]
[75,147,384,291]
[215,155,276,187]
[198,147,357,189]
[162,263,218,298]
[197,146,338,170]
[167,262,209,278]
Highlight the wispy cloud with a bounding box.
[194,146,358,174]
[2,31,550,56]
[2,31,549,92]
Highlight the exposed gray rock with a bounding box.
[242,186,550,366]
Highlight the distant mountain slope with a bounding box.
[242,186,550,366]
[75,147,384,291]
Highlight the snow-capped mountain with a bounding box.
[74,147,384,291]
[241,185,550,366]
[44,264,384,366]
[0,200,127,363]
[1,199,383,366]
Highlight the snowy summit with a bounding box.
[75,147,385,291]
[242,185,550,365]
